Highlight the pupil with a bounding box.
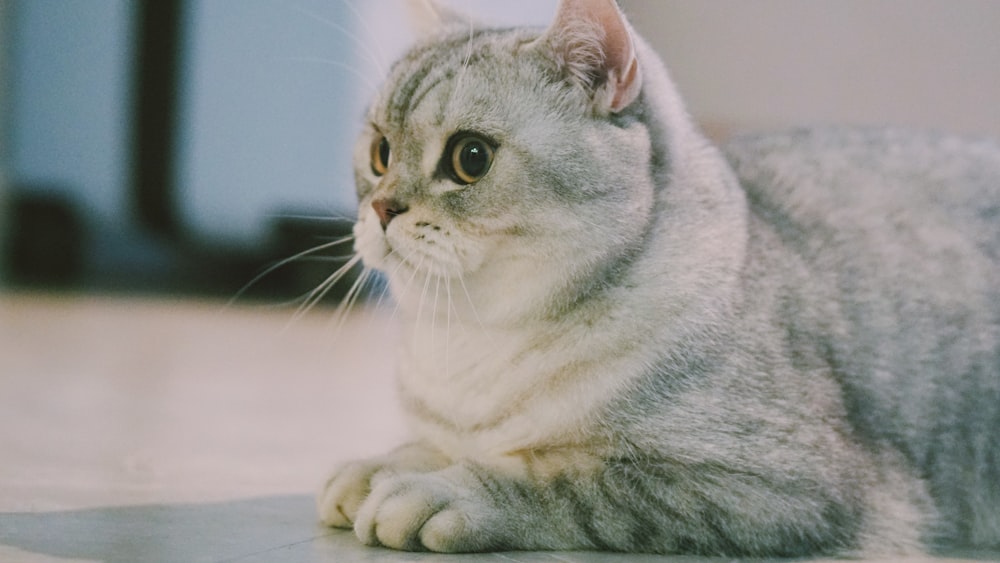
[379,138,390,168]
[461,142,487,176]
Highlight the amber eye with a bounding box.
[446,134,494,185]
[370,135,390,176]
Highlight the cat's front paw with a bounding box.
[318,459,383,528]
[318,443,452,530]
[354,470,490,552]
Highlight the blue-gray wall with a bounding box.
[8,0,135,229]
[176,0,361,246]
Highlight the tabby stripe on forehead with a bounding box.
[389,39,459,123]
[388,31,499,124]
[388,59,435,124]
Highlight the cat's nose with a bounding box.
[372,198,408,230]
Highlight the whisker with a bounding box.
[318,262,362,315]
[445,273,468,335]
[415,263,435,331]
[368,261,396,313]
[373,247,413,311]
[302,270,344,317]
[332,0,390,74]
[457,270,493,343]
[431,273,442,350]
[388,250,427,324]
[354,246,417,335]
[287,255,357,264]
[278,56,382,96]
[292,4,387,77]
[228,235,356,307]
[326,266,374,337]
[251,283,339,312]
[300,253,362,311]
[263,211,356,223]
[449,15,477,108]
[444,274,454,379]
[284,253,365,331]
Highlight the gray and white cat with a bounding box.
[318,0,1000,556]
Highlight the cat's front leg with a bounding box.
[348,453,872,555]
[350,454,607,553]
[317,442,450,529]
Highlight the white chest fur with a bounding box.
[394,307,654,461]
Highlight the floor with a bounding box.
[0,292,994,563]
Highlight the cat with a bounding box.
[317,0,1000,556]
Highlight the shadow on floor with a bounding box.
[0,495,334,562]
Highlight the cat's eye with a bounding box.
[370,135,391,177]
[446,134,495,185]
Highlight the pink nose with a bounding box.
[372,198,407,230]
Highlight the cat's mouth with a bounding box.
[389,235,465,280]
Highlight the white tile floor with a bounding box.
[0,292,993,562]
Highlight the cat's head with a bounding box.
[352,0,686,322]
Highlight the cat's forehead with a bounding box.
[371,27,543,132]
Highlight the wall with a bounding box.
[0,0,8,283]
[7,0,135,228]
[620,0,1000,139]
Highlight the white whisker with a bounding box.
[332,0,390,74]
[445,274,468,335]
[326,266,373,337]
[444,275,454,379]
[416,263,435,331]
[288,255,357,264]
[393,250,427,320]
[278,56,381,96]
[292,4,387,77]
[458,270,493,343]
[449,17,477,109]
[431,273,442,350]
[361,246,420,334]
[368,248,405,313]
[284,253,365,331]
[227,235,356,308]
[263,211,356,223]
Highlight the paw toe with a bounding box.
[420,507,470,552]
[355,473,472,551]
[317,462,377,528]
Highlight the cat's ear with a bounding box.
[538,0,642,114]
[406,0,476,39]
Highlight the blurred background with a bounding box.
[1,0,999,301]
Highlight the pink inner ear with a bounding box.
[596,3,633,69]
[610,56,641,113]
[548,0,642,113]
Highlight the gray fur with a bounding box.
[319,0,1000,556]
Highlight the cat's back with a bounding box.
[723,127,1000,256]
